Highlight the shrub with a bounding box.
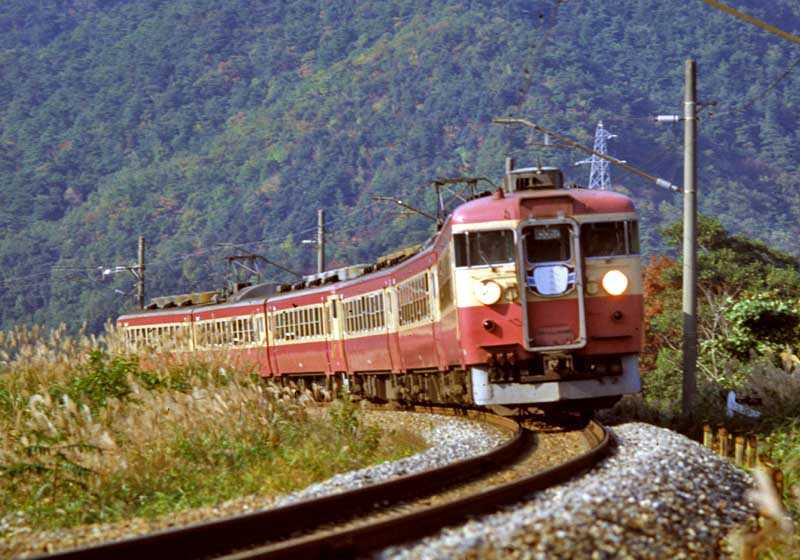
[721,295,800,360]
[66,350,137,408]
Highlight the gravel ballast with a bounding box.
[379,422,758,559]
[2,417,759,559]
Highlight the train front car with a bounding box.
[453,166,643,413]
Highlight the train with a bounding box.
[119,161,643,414]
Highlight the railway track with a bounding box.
[33,407,609,560]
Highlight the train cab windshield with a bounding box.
[525,224,572,264]
[581,220,639,257]
[454,230,515,268]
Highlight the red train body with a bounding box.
[119,165,643,412]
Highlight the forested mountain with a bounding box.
[0,0,798,332]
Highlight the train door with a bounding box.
[255,310,271,376]
[384,287,402,372]
[519,218,587,351]
[429,268,448,370]
[266,307,280,375]
[325,295,348,373]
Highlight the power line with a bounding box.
[0,216,349,290]
[699,0,800,46]
[495,117,682,192]
[712,55,800,116]
[516,1,566,107]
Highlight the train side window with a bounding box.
[275,313,283,340]
[376,294,385,329]
[398,273,431,326]
[289,311,297,340]
[581,221,640,257]
[454,234,467,266]
[368,296,374,330]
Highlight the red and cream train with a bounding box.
[119,163,643,413]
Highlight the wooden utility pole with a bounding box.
[682,60,698,416]
[136,236,146,310]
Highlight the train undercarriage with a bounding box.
[272,355,637,416]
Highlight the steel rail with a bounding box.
[32,407,522,560]
[220,419,609,560]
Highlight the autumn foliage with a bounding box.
[640,255,680,374]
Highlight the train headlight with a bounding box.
[473,280,503,305]
[601,270,628,296]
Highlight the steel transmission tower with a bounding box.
[575,121,618,190]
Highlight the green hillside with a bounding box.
[0,0,798,331]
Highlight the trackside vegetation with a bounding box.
[0,326,426,540]
[610,217,800,556]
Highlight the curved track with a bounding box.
[33,408,609,560]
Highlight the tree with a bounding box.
[642,216,800,406]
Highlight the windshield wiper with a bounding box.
[475,239,498,273]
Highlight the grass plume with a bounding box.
[0,324,425,538]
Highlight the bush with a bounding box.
[66,350,137,408]
[721,295,800,360]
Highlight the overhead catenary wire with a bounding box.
[495,117,682,192]
[0,216,351,290]
[1,193,358,281]
[2,167,445,292]
[699,0,800,46]
[698,1,800,116]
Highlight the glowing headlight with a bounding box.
[473,280,503,305]
[601,270,628,296]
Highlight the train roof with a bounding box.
[452,187,636,225]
